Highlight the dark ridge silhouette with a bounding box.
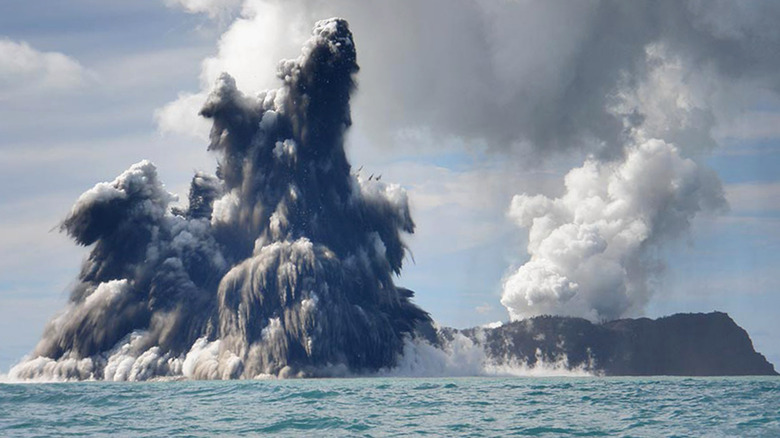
[451,312,777,376]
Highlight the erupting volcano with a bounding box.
[11,18,434,380]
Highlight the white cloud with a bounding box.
[0,39,90,99]
[165,0,242,19]
[156,0,309,139]
[155,92,211,140]
[501,138,725,322]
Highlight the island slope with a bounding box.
[455,312,777,376]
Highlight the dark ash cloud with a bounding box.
[11,18,433,381]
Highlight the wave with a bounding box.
[5,329,594,383]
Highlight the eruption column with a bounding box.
[11,18,432,381]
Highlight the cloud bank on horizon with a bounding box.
[158,0,780,321]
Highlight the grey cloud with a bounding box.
[160,0,780,156]
[312,0,780,157]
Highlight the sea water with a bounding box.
[1,377,778,437]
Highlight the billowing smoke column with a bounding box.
[501,45,727,321]
[11,18,432,380]
[501,137,722,321]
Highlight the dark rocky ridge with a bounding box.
[450,312,777,376]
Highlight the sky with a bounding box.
[1,0,779,371]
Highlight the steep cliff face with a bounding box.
[458,312,777,376]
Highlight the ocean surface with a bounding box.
[1,376,779,437]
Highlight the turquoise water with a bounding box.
[1,377,779,437]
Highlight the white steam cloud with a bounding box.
[502,137,723,321]
[501,43,730,321]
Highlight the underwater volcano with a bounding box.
[11,18,433,380]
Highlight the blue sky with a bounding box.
[1,0,779,371]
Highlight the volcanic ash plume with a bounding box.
[10,18,433,380]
